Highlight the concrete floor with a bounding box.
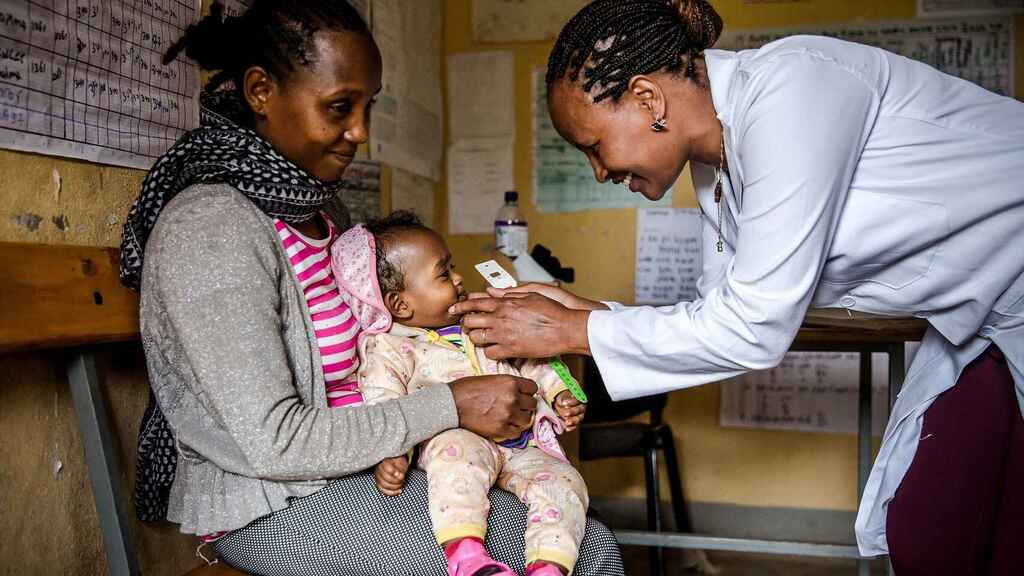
[620,546,890,576]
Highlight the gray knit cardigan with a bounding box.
[140,185,458,535]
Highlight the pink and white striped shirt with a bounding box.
[275,217,363,408]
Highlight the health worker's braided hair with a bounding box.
[546,0,723,103]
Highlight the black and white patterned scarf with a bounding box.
[120,90,341,290]
[122,89,341,522]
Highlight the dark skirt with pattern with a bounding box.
[212,469,625,576]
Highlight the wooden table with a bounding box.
[615,311,927,576]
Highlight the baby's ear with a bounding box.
[385,291,412,320]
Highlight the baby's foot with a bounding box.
[444,538,515,576]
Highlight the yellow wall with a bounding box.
[1,3,223,571]
[0,151,202,573]
[439,0,1024,511]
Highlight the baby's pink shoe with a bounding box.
[444,538,516,576]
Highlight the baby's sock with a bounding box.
[525,561,565,576]
[444,537,486,561]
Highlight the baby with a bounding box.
[330,211,588,576]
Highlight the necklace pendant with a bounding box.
[716,238,724,253]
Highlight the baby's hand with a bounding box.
[555,390,586,432]
[375,455,410,496]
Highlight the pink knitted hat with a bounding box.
[331,224,392,335]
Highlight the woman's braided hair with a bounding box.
[164,1,370,116]
[546,0,723,103]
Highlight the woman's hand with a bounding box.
[480,283,609,312]
[375,455,409,496]
[448,375,539,439]
[554,390,586,432]
[449,293,593,360]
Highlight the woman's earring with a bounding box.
[650,117,668,132]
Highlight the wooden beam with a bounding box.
[0,242,139,353]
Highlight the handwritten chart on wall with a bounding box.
[718,16,1015,96]
[220,0,248,18]
[223,1,370,22]
[918,0,1024,16]
[335,159,381,225]
[635,208,702,305]
[720,352,892,436]
[472,0,586,43]
[0,0,202,169]
[532,68,671,212]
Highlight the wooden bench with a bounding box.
[2,242,144,575]
[0,242,248,576]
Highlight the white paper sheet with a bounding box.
[447,137,513,235]
[370,0,443,181]
[221,0,249,18]
[635,208,702,305]
[718,349,925,436]
[918,0,1023,16]
[391,166,435,227]
[471,0,586,43]
[334,159,381,225]
[447,51,515,141]
[532,69,672,212]
[0,0,202,169]
[719,16,1015,96]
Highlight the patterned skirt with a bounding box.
[212,469,625,576]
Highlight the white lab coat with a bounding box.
[587,36,1024,556]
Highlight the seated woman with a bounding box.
[121,1,624,574]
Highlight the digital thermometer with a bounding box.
[475,259,518,289]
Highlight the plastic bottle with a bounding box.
[494,190,528,259]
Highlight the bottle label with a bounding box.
[495,223,528,257]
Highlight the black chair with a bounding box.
[579,358,699,576]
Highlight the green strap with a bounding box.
[548,359,588,404]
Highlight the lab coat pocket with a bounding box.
[821,191,948,290]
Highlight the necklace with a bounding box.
[714,131,726,253]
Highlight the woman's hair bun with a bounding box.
[669,0,723,51]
